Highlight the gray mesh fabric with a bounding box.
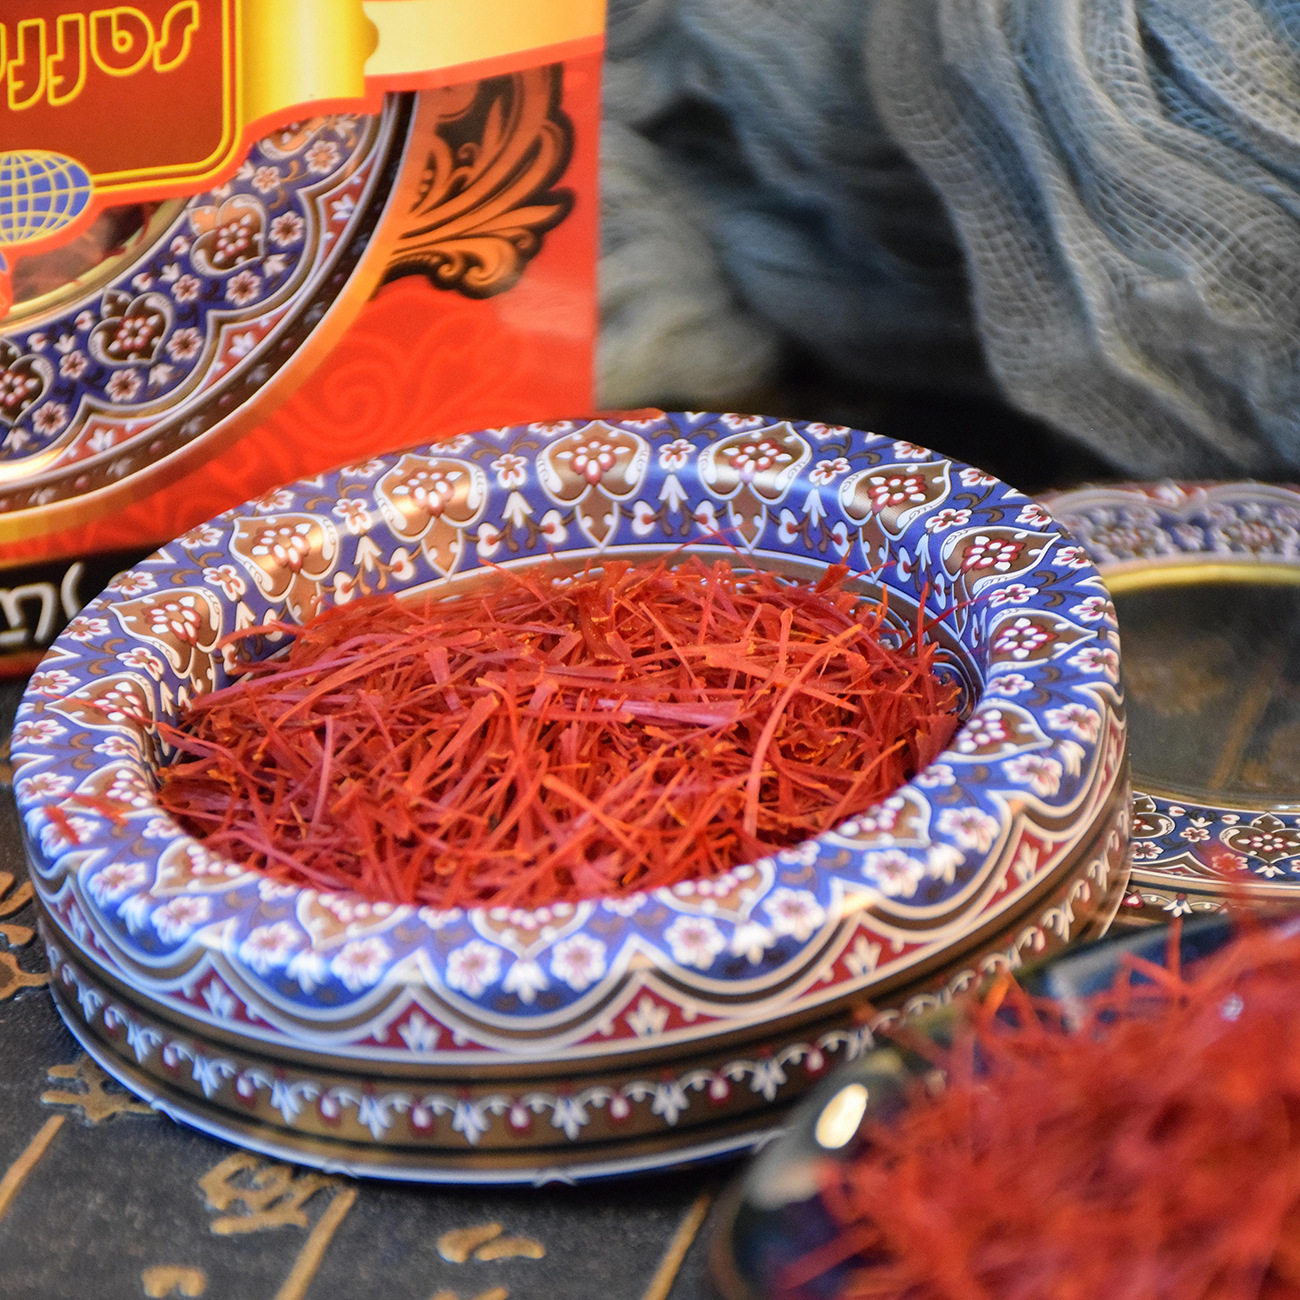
[602,0,1300,474]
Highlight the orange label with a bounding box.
[0,4,235,189]
[0,0,603,269]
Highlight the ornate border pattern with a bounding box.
[1045,480,1300,923]
[15,415,1127,1171]
[0,104,408,517]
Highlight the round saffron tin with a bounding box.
[1047,480,1300,925]
[13,414,1129,1182]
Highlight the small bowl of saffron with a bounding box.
[710,915,1294,1300]
[13,413,1128,1183]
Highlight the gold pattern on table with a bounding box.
[199,1153,358,1300]
[41,1055,154,1124]
[141,1264,208,1297]
[430,1289,509,1300]
[437,1223,546,1264]
[0,868,35,950]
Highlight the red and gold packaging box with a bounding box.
[0,0,603,671]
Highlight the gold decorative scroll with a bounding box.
[383,65,574,297]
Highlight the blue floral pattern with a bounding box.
[16,417,1126,1087]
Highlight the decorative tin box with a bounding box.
[0,0,604,670]
[14,414,1129,1182]
[1048,481,1300,924]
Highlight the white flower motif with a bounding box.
[985,672,1032,696]
[987,583,1038,606]
[167,328,203,362]
[762,888,826,942]
[664,915,725,969]
[915,762,956,788]
[1070,595,1114,624]
[804,422,850,440]
[658,438,695,470]
[445,939,502,996]
[229,332,257,360]
[64,615,110,641]
[1067,645,1119,679]
[1004,754,1064,797]
[236,923,302,975]
[808,457,850,486]
[937,806,1000,852]
[270,212,304,246]
[330,937,391,991]
[172,273,201,303]
[226,270,262,306]
[924,507,971,533]
[959,467,997,486]
[202,563,246,599]
[153,895,212,945]
[306,138,341,174]
[120,646,166,680]
[1016,503,1053,528]
[1179,826,1210,843]
[955,708,1012,753]
[719,413,764,430]
[862,849,926,898]
[892,441,929,459]
[490,453,528,488]
[331,499,372,536]
[94,735,142,760]
[1056,545,1093,569]
[16,772,73,799]
[59,350,88,378]
[87,861,148,906]
[106,369,142,403]
[31,403,68,435]
[863,472,929,512]
[1045,703,1099,741]
[528,420,575,437]
[252,165,282,193]
[107,569,158,596]
[991,616,1054,661]
[14,718,66,745]
[550,934,607,991]
[26,670,76,696]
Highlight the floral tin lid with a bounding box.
[1045,481,1300,925]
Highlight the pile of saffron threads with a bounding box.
[156,557,960,909]
[790,919,1300,1300]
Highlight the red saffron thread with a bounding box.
[795,919,1300,1300]
[156,558,960,909]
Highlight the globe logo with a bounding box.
[0,151,94,318]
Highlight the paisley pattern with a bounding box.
[15,416,1127,1171]
[1047,480,1300,923]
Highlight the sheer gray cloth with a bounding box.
[600,0,1300,475]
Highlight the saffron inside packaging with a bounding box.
[0,0,603,672]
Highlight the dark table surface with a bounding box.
[0,673,722,1300]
